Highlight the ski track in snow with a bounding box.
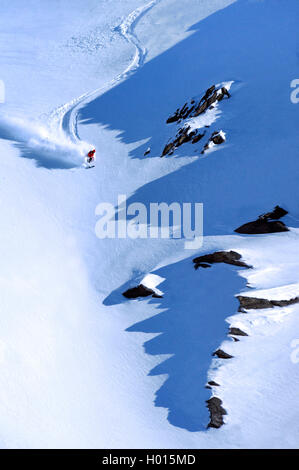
[49,0,160,153]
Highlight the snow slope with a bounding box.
[0,0,298,449]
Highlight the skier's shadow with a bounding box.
[105,257,246,432]
[15,142,77,169]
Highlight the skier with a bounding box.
[86,149,96,164]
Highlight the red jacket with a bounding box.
[87,150,96,158]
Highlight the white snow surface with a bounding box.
[141,274,165,297]
[0,0,299,449]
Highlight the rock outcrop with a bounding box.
[166,85,230,124]
[260,206,288,220]
[229,326,248,337]
[206,380,220,390]
[206,397,227,428]
[201,130,226,154]
[161,84,230,157]
[235,205,289,234]
[122,284,163,300]
[193,250,250,270]
[161,126,205,157]
[208,380,220,387]
[213,349,233,359]
[237,295,299,312]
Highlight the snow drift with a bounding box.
[0,114,90,168]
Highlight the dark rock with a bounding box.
[201,130,225,154]
[166,102,191,124]
[162,142,175,157]
[208,381,220,387]
[237,295,299,312]
[166,85,230,124]
[271,297,299,307]
[163,84,230,156]
[123,284,163,300]
[235,206,289,234]
[166,107,181,124]
[193,99,209,116]
[191,86,216,117]
[176,126,192,146]
[217,86,231,101]
[237,296,273,311]
[144,148,150,156]
[193,250,250,270]
[235,219,288,234]
[202,85,216,101]
[259,205,288,220]
[192,132,205,144]
[161,126,196,157]
[206,397,227,428]
[211,131,225,145]
[213,349,233,359]
[229,327,248,336]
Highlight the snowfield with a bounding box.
[0,0,299,449]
